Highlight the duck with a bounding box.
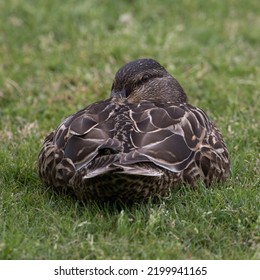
[38,58,230,202]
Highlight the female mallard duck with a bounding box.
[38,58,230,202]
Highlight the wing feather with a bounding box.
[39,99,229,183]
[122,102,213,172]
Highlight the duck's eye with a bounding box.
[142,74,150,82]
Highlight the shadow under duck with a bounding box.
[38,58,230,202]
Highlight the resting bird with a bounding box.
[38,58,230,202]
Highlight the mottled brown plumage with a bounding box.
[38,58,230,202]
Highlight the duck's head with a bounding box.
[110,58,187,103]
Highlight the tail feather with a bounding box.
[78,154,164,179]
[113,164,163,177]
[79,154,120,179]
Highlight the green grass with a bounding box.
[0,0,259,259]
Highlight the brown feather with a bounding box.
[38,58,230,202]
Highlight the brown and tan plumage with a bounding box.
[38,58,230,202]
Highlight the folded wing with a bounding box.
[117,102,211,173]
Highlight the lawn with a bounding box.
[0,0,259,259]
